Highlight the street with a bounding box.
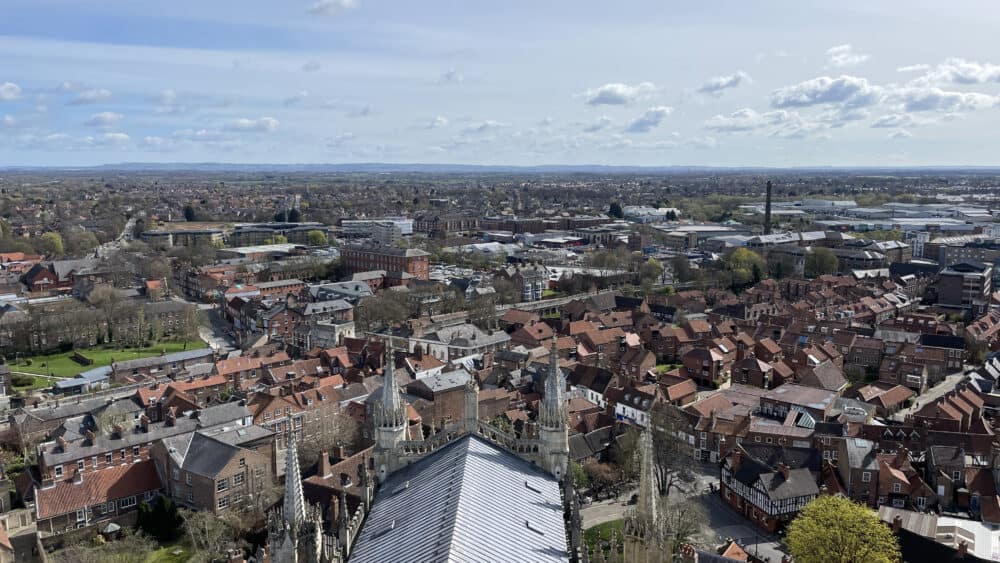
[891,368,970,422]
[580,462,789,560]
[194,301,236,355]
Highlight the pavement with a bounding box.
[891,367,971,421]
[189,300,236,355]
[580,462,790,561]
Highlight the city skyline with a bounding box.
[3,0,1000,167]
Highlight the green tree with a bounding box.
[609,201,624,219]
[805,247,840,277]
[786,496,900,563]
[274,234,288,244]
[183,204,197,222]
[38,231,65,257]
[724,247,766,288]
[288,208,302,222]
[307,229,328,246]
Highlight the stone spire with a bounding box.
[635,429,658,524]
[539,335,567,430]
[283,414,307,534]
[374,342,405,429]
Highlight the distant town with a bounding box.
[0,168,1000,562]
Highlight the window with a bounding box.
[765,437,773,444]
[119,496,137,509]
[105,453,113,464]
[233,474,245,486]
[239,458,246,468]
[862,472,871,483]
[217,478,229,492]
[76,509,86,522]
[754,436,761,442]
[186,492,194,503]
[892,483,902,494]
[77,460,84,471]
[120,449,127,461]
[217,496,229,510]
[185,472,192,486]
[54,465,64,478]
[952,471,961,482]
[917,496,927,508]
[133,446,140,457]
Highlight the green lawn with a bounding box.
[146,544,191,563]
[11,375,55,391]
[584,519,624,551]
[9,340,207,378]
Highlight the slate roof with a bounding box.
[165,432,243,478]
[349,435,568,563]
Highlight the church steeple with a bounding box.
[635,429,659,524]
[373,341,408,480]
[539,335,567,430]
[537,335,569,479]
[374,342,406,429]
[283,414,307,534]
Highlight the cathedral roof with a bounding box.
[349,435,569,563]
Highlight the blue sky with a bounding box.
[2,0,1000,167]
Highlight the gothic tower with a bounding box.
[271,417,308,563]
[623,430,670,563]
[538,336,569,480]
[463,377,479,433]
[373,343,407,480]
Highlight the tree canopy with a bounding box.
[786,496,900,563]
[805,247,839,277]
[307,229,328,246]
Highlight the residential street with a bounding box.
[891,368,971,421]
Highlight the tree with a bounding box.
[786,496,900,563]
[609,201,624,219]
[288,208,302,222]
[182,508,241,562]
[583,459,617,495]
[55,527,157,563]
[639,258,664,285]
[670,254,693,284]
[662,500,707,554]
[88,283,126,343]
[183,204,197,222]
[137,497,184,542]
[296,413,363,472]
[571,461,591,490]
[805,247,839,277]
[38,231,65,257]
[273,234,288,244]
[274,210,288,222]
[615,405,696,496]
[724,248,766,288]
[353,291,410,331]
[307,229,328,246]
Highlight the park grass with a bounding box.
[146,543,191,563]
[11,375,56,391]
[9,340,207,378]
[584,518,624,550]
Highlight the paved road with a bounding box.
[891,368,971,421]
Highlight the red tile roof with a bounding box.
[35,461,162,520]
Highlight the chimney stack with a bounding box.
[732,449,743,472]
[892,514,903,532]
[777,462,790,480]
[319,450,333,478]
[764,180,773,235]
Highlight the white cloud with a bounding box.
[871,113,913,128]
[283,91,310,106]
[439,68,464,84]
[302,60,322,73]
[626,106,672,133]
[890,87,996,112]
[912,58,1000,85]
[897,64,930,73]
[85,111,124,128]
[1,114,16,127]
[704,108,792,132]
[141,136,172,151]
[826,44,869,67]
[462,120,507,134]
[583,116,613,133]
[99,132,129,144]
[771,75,882,109]
[309,0,357,16]
[224,117,280,132]
[889,130,913,139]
[153,89,187,114]
[425,115,448,129]
[697,71,751,95]
[70,88,112,104]
[0,82,22,101]
[582,82,656,105]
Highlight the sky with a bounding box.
[3,0,1000,167]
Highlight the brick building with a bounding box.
[341,245,430,281]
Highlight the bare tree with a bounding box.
[56,527,157,563]
[182,508,241,563]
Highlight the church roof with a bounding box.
[349,435,569,563]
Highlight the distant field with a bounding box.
[9,340,207,379]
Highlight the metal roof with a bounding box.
[349,435,568,563]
